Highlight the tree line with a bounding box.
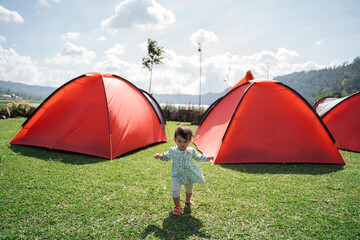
[276,57,360,104]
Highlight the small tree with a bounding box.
[142,38,164,94]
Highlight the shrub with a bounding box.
[160,104,207,124]
[0,101,35,119]
[7,101,31,117]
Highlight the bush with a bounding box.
[0,101,36,119]
[313,91,343,103]
[161,104,207,124]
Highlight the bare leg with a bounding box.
[185,192,194,206]
[173,197,181,208]
[172,197,182,216]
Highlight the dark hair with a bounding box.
[174,124,193,140]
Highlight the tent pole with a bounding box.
[100,73,113,160]
[110,134,113,160]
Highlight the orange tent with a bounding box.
[313,92,360,153]
[11,72,167,159]
[194,78,345,164]
[228,70,254,92]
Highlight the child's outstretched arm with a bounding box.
[192,148,214,163]
[154,153,163,160]
[155,147,175,162]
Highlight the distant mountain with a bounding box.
[275,57,360,104]
[152,91,226,106]
[0,80,56,100]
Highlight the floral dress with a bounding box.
[161,146,208,184]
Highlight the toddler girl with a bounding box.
[154,124,214,216]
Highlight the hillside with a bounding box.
[153,91,226,106]
[0,80,55,100]
[1,57,359,105]
[276,57,360,104]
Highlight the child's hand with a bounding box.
[207,156,214,164]
[154,153,163,160]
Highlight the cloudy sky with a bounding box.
[0,0,359,95]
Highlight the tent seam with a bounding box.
[100,73,113,160]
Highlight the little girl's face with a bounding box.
[174,135,191,151]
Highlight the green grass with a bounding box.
[1,119,359,239]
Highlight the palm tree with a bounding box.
[142,38,164,94]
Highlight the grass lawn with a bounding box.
[1,118,359,239]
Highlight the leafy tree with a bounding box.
[313,90,343,103]
[142,38,165,94]
[276,56,360,103]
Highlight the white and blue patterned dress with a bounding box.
[161,146,208,184]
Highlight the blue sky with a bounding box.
[0,0,359,95]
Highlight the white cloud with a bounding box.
[94,46,199,93]
[189,29,218,47]
[146,47,324,94]
[137,41,148,52]
[37,0,61,8]
[329,60,341,68]
[61,32,80,40]
[101,0,175,33]
[315,40,324,45]
[95,55,146,85]
[0,44,40,83]
[291,61,323,72]
[37,68,75,86]
[97,36,107,41]
[150,67,198,94]
[93,46,326,95]
[153,49,200,93]
[246,50,276,63]
[233,48,322,81]
[163,48,198,69]
[0,40,329,95]
[0,5,24,23]
[276,48,300,62]
[105,44,125,57]
[45,42,96,65]
[0,35,6,43]
[0,43,75,86]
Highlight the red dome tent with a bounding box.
[11,72,167,159]
[313,92,360,153]
[194,78,345,164]
[228,70,254,92]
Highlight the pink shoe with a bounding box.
[172,206,182,216]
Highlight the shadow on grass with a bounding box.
[8,141,167,165]
[219,163,345,175]
[9,144,108,165]
[141,204,210,239]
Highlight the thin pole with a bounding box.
[198,43,202,107]
[227,53,235,90]
[309,75,313,103]
[149,62,153,94]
